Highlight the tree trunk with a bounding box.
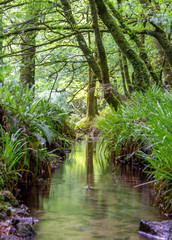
[19,1,38,87]
[156,40,172,86]
[89,0,121,110]
[95,0,150,91]
[123,55,132,93]
[60,0,121,110]
[119,52,128,96]
[138,0,172,67]
[0,11,4,84]
[151,29,172,67]
[86,68,96,120]
[60,0,102,81]
[20,31,36,87]
[107,0,160,85]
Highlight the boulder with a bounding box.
[16,222,36,239]
[1,191,19,207]
[139,219,172,240]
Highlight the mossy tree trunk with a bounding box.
[86,68,97,120]
[95,0,150,91]
[119,52,128,96]
[116,0,132,94]
[138,0,172,68]
[146,26,172,68]
[86,8,97,121]
[156,40,172,86]
[60,0,101,81]
[60,0,121,110]
[123,55,132,93]
[20,1,38,87]
[20,31,36,87]
[138,0,172,85]
[0,10,4,84]
[107,0,160,86]
[89,0,121,111]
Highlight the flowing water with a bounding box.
[21,138,164,240]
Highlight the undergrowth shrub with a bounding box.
[96,85,172,214]
[0,83,71,188]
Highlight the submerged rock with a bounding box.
[139,219,172,240]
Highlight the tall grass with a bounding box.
[0,127,28,187]
[96,85,172,214]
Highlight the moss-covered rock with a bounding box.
[17,222,36,239]
[0,204,11,219]
[0,192,5,202]
[75,117,96,132]
[0,164,8,190]
[1,191,19,207]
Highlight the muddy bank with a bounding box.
[0,148,67,239]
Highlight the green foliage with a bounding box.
[0,82,70,187]
[0,0,172,213]
[96,85,172,213]
[0,83,67,143]
[0,127,27,187]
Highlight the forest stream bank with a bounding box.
[15,137,170,240]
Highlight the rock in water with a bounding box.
[139,219,172,240]
[17,222,36,239]
[84,185,93,189]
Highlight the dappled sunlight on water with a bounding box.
[21,138,164,240]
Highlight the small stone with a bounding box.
[84,185,93,189]
[1,234,20,240]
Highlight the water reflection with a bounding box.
[86,136,94,187]
[20,139,164,240]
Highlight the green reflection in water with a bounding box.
[30,138,163,240]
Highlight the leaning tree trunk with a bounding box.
[60,0,121,110]
[89,0,121,110]
[156,40,172,86]
[95,0,150,91]
[107,0,160,85]
[148,26,172,68]
[138,0,172,67]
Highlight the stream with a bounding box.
[21,137,164,240]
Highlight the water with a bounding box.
[21,138,164,240]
